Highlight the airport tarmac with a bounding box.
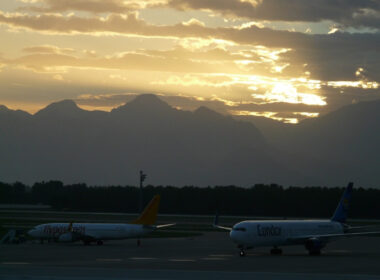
[1,232,380,279]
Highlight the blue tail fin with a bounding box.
[331,182,353,223]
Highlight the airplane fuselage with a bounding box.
[28,223,153,242]
[230,220,344,248]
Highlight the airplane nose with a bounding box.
[230,230,238,243]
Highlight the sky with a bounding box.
[0,0,379,123]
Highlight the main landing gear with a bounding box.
[270,246,283,255]
[239,249,246,257]
[137,239,141,247]
[97,240,103,246]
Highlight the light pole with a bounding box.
[139,170,147,213]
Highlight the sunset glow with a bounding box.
[0,0,379,123]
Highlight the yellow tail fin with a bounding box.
[132,195,161,225]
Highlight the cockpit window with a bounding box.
[233,227,246,232]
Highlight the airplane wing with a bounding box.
[155,223,176,229]
[213,225,233,231]
[344,225,379,231]
[288,231,380,244]
[213,212,232,231]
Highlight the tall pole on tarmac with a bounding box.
[139,170,147,213]
[137,170,147,247]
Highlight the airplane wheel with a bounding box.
[97,240,103,246]
[239,250,246,257]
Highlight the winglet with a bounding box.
[213,211,219,226]
[212,211,232,231]
[132,195,161,225]
[331,182,353,223]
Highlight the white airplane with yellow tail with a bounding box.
[28,195,174,245]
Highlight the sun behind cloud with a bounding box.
[0,0,379,123]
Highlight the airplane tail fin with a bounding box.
[132,195,160,225]
[331,182,353,223]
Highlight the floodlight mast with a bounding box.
[139,170,147,213]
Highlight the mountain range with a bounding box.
[0,94,379,187]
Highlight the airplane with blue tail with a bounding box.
[214,183,380,256]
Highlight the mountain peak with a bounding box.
[0,105,10,112]
[112,94,173,114]
[194,106,224,120]
[0,105,31,118]
[35,99,83,117]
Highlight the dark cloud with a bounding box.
[15,0,380,30]
[18,0,144,14]
[1,11,378,81]
[167,0,380,29]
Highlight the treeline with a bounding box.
[1,181,380,219]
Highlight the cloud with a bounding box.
[1,10,378,51]
[17,0,154,14]
[23,45,76,55]
[182,18,205,27]
[1,11,378,50]
[166,0,380,29]
[1,11,378,83]
[5,46,260,74]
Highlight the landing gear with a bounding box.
[83,240,91,246]
[238,245,247,257]
[137,239,141,247]
[239,249,246,257]
[97,240,103,246]
[270,247,283,255]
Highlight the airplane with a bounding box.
[28,195,174,245]
[214,182,380,256]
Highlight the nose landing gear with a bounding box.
[238,245,253,257]
[239,249,246,257]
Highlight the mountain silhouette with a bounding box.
[276,100,380,186]
[0,95,379,187]
[35,99,84,118]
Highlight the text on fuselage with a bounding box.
[43,225,85,235]
[257,225,282,236]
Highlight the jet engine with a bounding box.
[305,237,325,254]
